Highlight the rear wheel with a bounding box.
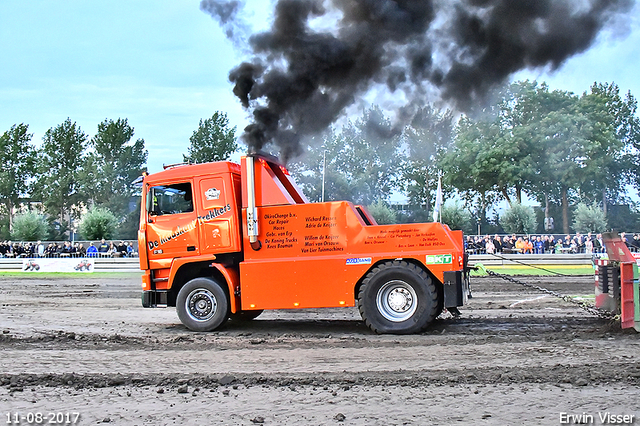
[176,277,229,332]
[434,283,444,318]
[358,260,439,334]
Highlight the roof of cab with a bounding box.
[144,161,242,185]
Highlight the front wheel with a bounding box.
[176,277,229,332]
[358,260,439,334]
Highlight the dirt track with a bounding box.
[1,272,639,425]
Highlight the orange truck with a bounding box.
[138,153,470,334]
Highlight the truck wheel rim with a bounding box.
[376,280,418,322]
[186,289,217,322]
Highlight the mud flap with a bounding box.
[443,270,468,308]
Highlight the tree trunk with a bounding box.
[515,183,522,204]
[7,200,13,232]
[544,193,550,231]
[561,187,570,234]
[501,188,512,206]
[602,188,607,216]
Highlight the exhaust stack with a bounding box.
[245,155,261,250]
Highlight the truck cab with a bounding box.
[139,153,469,334]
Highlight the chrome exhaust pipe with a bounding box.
[245,155,261,250]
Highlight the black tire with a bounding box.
[176,277,229,332]
[434,283,444,319]
[357,260,439,334]
[229,309,264,322]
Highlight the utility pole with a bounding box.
[321,149,326,202]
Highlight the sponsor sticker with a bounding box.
[22,258,95,273]
[425,254,453,265]
[205,187,221,200]
[346,257,372,265]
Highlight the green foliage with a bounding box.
[499,203,538,234]
[78,207,118,240]
[116,204,141,239]
[606,204,640,232]
[2,85,639,242]
[441,201,473,233]
[10,211,48,241]
[395,205,432,224]
[183,112,237,164]
[290,106,402,205]
[0,124,36,227]
[439,81,638,234]
[401,106,454,210]
[366,199,397,225]
[572,203,607,233]
[0,216,9,240]
[34,118,88,235]
[85,118,147,219]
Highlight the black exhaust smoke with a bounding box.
[201,0,633,160]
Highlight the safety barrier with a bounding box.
[0,253,597,272]
[0,257,141,272]
[469,253,594,266]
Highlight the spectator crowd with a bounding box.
[465,232,640,255]
[0,240,138,258]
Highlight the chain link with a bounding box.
[485,270,620,321]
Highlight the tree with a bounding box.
[0,124,36,229]
[400,106,454,222]
[440,82,539,211]
[366,199,397,224]
[499,203,537,234]
[290,106,403,205]
[504,81,636,233]
[441,201,473,234]
[35,118,88,236]
[288,129,349,202]
[85,118,147,219]
[10,211,48,241]
[79,207,119,240]
[183,112,237,164]
[572,203,607,233]
[115,203,141,240]
[578,83,640,215]
[441,80,636,234]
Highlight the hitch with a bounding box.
[595,232,640,331]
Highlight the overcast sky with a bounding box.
[1,1,638,173]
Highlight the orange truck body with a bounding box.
[139,153,469,334]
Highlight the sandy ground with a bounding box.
[1,272,639,425]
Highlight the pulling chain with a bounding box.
[485,269,619,321]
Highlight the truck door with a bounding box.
[196,176,239,254]
[145,181,199,265]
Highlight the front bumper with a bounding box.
[142,290,168,308]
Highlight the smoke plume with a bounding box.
[201,0,633,160]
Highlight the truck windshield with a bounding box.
[148,182,193,215]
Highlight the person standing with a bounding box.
[98,239,109,256]
[37,241,45,257]
[585,237,593,254]
[87,242,98,257]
